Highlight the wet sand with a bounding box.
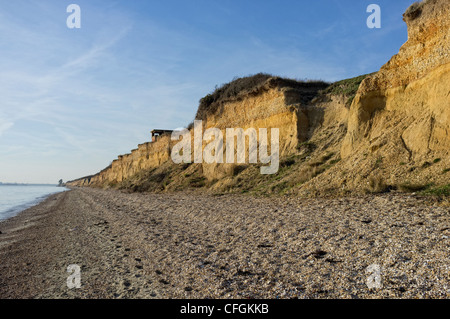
[0,188,449,299]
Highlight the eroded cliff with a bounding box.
[331,0,450,193]
[68,78,330,189]
[69,0,449,196]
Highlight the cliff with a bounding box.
[343,0,449,157]
[68,0,449,196]
[68,77,330,189]
[69,134,175,187]
[198,78,329,181]
[332,0,449,193]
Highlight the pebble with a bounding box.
[1,188,449,299]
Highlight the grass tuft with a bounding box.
[367,175,389,193]
[319,73,374,107]
[421,184,450,197]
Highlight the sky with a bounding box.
[0,0,415,184]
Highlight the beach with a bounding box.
[0,188,449,299]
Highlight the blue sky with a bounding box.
[0,0,415,184]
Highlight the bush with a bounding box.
[422,184,450,197]
[329,158,341,165]
[150,172,167,183]
[422,161,432,168]
[186,121,194,130]
[374,156,383,169]
[320,152,335,162]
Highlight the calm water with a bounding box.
[0,185,68,221]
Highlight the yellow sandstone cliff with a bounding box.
[69,0,449,196]
[328,0,450,192]
[68,79,328,187]
[343,0,449,158]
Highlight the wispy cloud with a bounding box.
[0,121,14,137]
[61,26,132,71]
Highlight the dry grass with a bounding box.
[398,183,432,192]
[367,175,389,193]
[195,73,329,121]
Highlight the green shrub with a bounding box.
[422,184,450,197]
[329,158,341,165]
[319,73,374,106]
[374,156,383,169]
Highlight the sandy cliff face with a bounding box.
[200,86,310,180]
[70,135,174,187]
[69,0,449,195]
[69,84,320,187]
[305,0,450,193]
[342,0,449,159]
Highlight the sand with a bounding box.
[0,188,449,299]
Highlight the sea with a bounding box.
[0,184,68,221]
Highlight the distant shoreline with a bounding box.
[0,183,59,186]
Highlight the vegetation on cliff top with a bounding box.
[194,72,374,122]
[195,73,329,121]
[318,73,375,106]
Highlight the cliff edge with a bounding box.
[330,0,449,194]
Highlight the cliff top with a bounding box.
[195,73,329,121]
[359,0,449,93]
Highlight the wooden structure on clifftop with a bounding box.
[151,129,173,142]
